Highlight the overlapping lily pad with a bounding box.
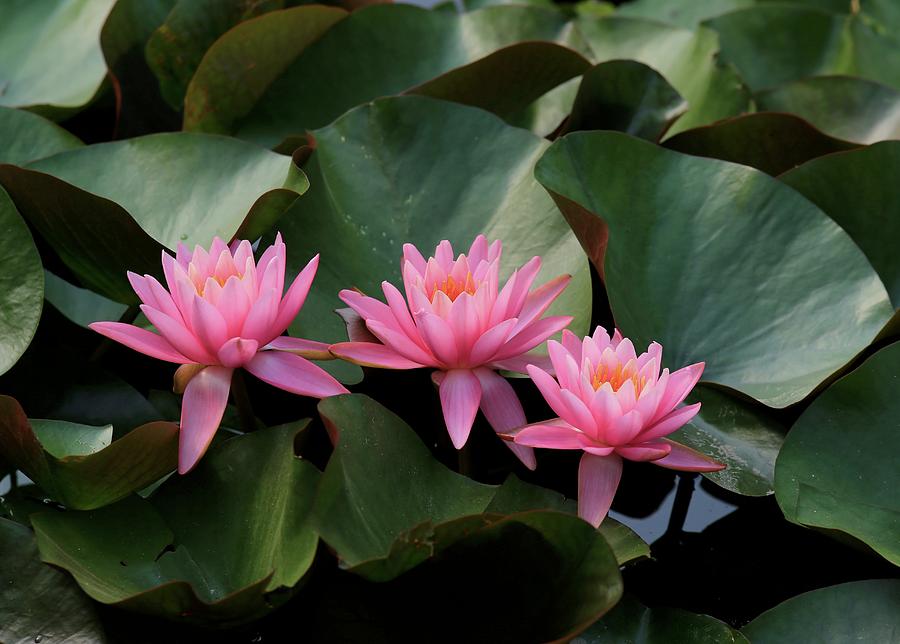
[186,4,581,147]
[276,96,591,347]
[575,16,752,136]
[742,580,900,643]
[535,130,893,407]
[32,422,320,625]
[774,341,900,565]
[0,107,82,165]
[0,187,43,376]
[315,394,648,575]
[0,395,177,510]
[0,0,117,113]
[780,142,900,306]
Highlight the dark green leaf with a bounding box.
[563,60,686,141]
[535,131,892,407]
[0,518,106,644]
[663,112,858,176]
[0,395,177,510]
[32,422,319,625]
[0,107,82,165]
[774,342,900,565]
[0,186,43,376]
[742,580,900,643]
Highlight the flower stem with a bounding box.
[664,473,696,538]
[231,370,257,433]
[89,304,140,362]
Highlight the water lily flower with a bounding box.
[90,235,348,474]
[330,235,572,468]
[512,327,724,526]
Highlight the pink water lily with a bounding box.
[512,326,724,527]
[90,235,348,474]
[330,235,572,468]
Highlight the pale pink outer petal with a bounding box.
[473,368,535,470]
[615,441,671,462]
[559,389,598,436]
[448,293,480,363]
[513,420,593,450]
[402,243,427,274]
[272,254,318,335]
[330,341,425,369]
[266,336,332,359]
[191,296,229,355]
[504,256,542,317]
[578,453,623,527]
[382,281,422,347]
[653,362,704,423]
[469,319,517,365]
[217,337,259,368]
[245,351,349,398]
[415,311,459,367]
[467,235,488,265]
[366,320,436,365]
[179,366,233,474]
[490,352,554,374]
[652,438,725,472]
[438,369,482,449]
[140,304,213,364]
[637,402,702,442]
[89,322,191,364]
[513,274,571,333]
[492,315,573,360]
[241,288,279,343]
[217,275,252,337]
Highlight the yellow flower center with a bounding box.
[431,272,477,302]
[592,361,646,394]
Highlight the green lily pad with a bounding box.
[27,133,309,249]
[0,186,43,376]
[43,270,130,329]
[32,422,320,626]
[742,580,900,643]
[575,16,752,136]
[189,4,581,147]
[663,112,858,176]
[0,107,82,165]
[562,60,687,141]
[756,76,900,144]
[672,386,786,496]
[535,130,893,407]
[580,594,749,643]
[616,0,754,28]
[706,5,900,91]
[0,395,177,510]
[277,95,591,348]
[0,0,117,113]
[774,341,900,565]
[780,142,900,306]
[0,518,106,644]
[315,394,647,577]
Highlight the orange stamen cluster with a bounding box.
[431,272,478,302]
[591,361,646,395]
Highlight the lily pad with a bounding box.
[774,341,900,565]
[615,0,754,28]
[534,130,893,407]
[315,394,647,576]
[277,95,591,348]
[31,422,320,625]
[663,112,858,176]
[188,4,581,147]
[0,107,82,165]
[0,187,43,376]
[671,386,786,496]
[756,76,900,144]
[562,60,687,141]
[0,518,106,644]
[0,0,117,113]
[580,594,749,643]
[0,395,177,510]
[742,580,900,643]
[780,142,900,306]
[43,271,130,329]
[575,16,752,136]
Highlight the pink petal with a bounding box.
[231,239,254,269]
[89,322,190,364]
[549,341,580,390]
[560,329,583,356]
[127,272,155,307]
[559,389,598,436]
[245,351,349,398]
[505,256,542,317]
[652,438,725,472]
[366,320,436,365]
[415,311,459,367]
[402,243,427,274]
[266,336,332,359]
[589,384,622,444]
[493,315,573,360]
[638,402,702,442]
[191,296,229,355]
[179,366,232,474]
[467,235,488,266]
[439,368,482,449]
[473,368,535,470]
[382,281,422,347]
[653,362,704,423]
[434,239,454,270]
[217,337,259,368]
[526,364,571,421]
[489,352,553,374]
[330,341,425,369]
[448,293,480,362]
[217,275,252,337]
[144,275,183,323]
[241,288,279,343]
[336,307,379,343]
[513,274,571,333]
[615,441,671,462]
[469,319,517,365]
[140,304,213,364]
[273,254,318,335]
[175,243,191,268]
[513,420,592,450]
[578,453,623,527]
[339,288,395,327]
